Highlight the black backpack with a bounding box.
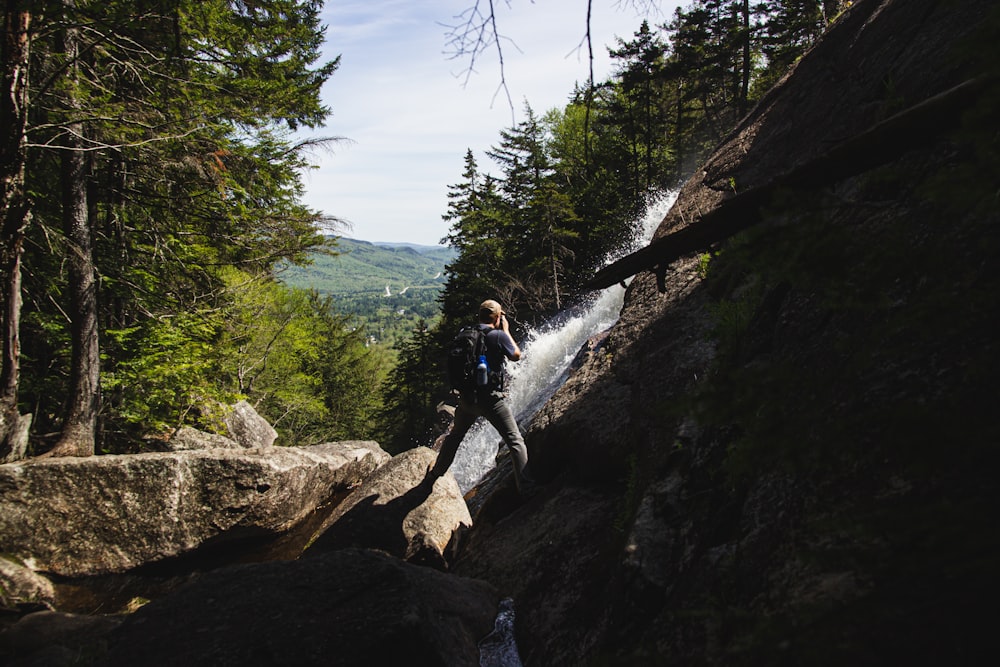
[446,325,489,392]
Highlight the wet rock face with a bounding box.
[526,252,716,484]
[0,442,388,577]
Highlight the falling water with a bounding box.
[450,193,677,494]
[478,598,523,667]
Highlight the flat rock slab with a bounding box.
[0,442,388,577]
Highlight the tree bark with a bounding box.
[0,2,32,461]
[48,0,98,457]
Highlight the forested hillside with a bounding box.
[279,239,455,348]
[0,1,384,456]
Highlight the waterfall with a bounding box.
[450,193,677,494]
[478,598,522,667]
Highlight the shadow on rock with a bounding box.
[303,447,472,570]
[99,548,499,667]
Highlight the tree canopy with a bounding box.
[1,0,387,457]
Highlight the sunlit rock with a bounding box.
[223,399,278,448]
[163,426,241,451]
[0,441,388,577]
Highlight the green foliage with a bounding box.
[209,268,388,445]
[279,238,456,349]
[10,1,372,451]
[101,313,236,443]
[377,321,444,453]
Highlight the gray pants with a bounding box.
[435,391,530,483]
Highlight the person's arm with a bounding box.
[499,314,521,361]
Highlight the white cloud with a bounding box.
[297,1,679,245]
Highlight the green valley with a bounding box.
[279,238,456,348]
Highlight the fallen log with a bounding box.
[583,76,993,292]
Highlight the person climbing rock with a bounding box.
[432,299,534,492]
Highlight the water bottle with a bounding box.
[475,355,489,387]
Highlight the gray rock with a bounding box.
[304,447,472,569]
[0,441,389,577]
[164,426,241,451]
[223,399,278,448]
[0,555,55,610]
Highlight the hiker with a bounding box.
[432,299,534,491]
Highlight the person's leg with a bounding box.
[430,395,480,477]
[483,394,531,485]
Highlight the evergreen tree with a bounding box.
[439,148,506,332]
[608,20,673,194]
[9,1,342,454]
[377,320,442,453]
[484,103,575,319]
[755,0,848,94]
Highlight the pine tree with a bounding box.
[15,1,339,454]
[439,148,506,330]
[608,20,672,194]
[377,320,442,453]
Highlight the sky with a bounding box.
[295,1,681,246]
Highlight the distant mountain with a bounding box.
[372,241,455,260]
[279,237,456,296]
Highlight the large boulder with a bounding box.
[223,400,278,448]
[99,548,499,667]
[163,426,241,452]
[304,447,472,569]
[0,442,388,577]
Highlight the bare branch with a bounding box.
[441,1,663,125]
[25,124,207,152]
[440,0,517,120]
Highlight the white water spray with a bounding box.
[450,193,677,494]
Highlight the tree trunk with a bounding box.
[0,2,32,461]
[48,1,98,457]
[740,0,750,116]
